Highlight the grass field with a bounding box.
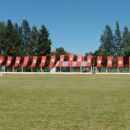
[0,74,130,130]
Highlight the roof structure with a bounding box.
[56,61,88,67]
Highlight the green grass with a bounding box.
[0,74,130,130]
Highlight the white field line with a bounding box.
[0,72,130,75]
[0,72,93,75]
[96,72,130,75]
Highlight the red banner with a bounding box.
[97,56,102,68]
[58,55,65,67]
[22,56,29,67]
[0,56,4,66]
[129,57,130,68]
[6,56,12,67]
[31,56,38,68]
[107,56,113,68]
[76,55,82,67]
[118,56,123,68]
[49,55,56,68]
[40,56,46,67]
[14,56,21,68]
[68,54,74,67]
[86,55,93,68]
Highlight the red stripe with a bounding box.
[0,56,4,66]
[31,56,38,68]
[86,55,93,68]
[58,55,65,67]
[40,56,46,67]
[97,56,102,68]
[118,56,123,68]
[76,55,82,67]
[49,55,56,68]
[22,56,29,67]
[107,56,113,68]
[68,54,74,67]
[129,57,130,68]
[14,56,21,67]
[6,56,12,67]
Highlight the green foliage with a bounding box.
[98,22,130,56]
[0,19,52,58]
[99,25,115,55]
[1,20,22,56]
[36,25,52,56]
[114,21,123,55]
[30,26,39,55]
[21,20,31,55]
[0,22,6,55]
[122,26,130,53]
[55,47,66,55]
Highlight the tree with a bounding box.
[21,20,31,55]
[99,25,115,55]
[12,23,22,56]
[0,22,5,55]
[4,20,14,55]
[30,26,39,55]
[55,47,66,55]
[122,26,130,54]
[0,19,22,68]
[36,25,52,56]
[114,21,123,55]
[3,20,21,56]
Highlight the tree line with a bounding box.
[0,19,51,57]
[94,21,130,57]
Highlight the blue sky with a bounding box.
[0,0,130,55]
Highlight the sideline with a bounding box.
[0,72,92,75]
[0,72,130,75]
